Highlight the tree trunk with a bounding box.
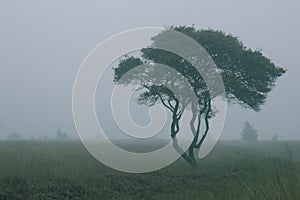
[188,146,198,168]
[171,137,197,167]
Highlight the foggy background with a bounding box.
[0,0,299,140]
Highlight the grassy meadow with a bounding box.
[0,140,299,200]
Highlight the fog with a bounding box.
[0,0,299,140]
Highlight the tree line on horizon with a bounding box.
[0,127,71,141]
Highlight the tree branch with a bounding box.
[195,98,211,148]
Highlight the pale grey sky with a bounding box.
[0,0,299,140]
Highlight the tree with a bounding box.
[56,129,69,140]
[113,26,285,167]
[241,121,258,142]
[272,134,278,141]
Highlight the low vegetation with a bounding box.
[0,140,299,200]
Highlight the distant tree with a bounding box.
[56,129,69,140]
[114,26,285,167]
[241,122,258,142]
[6,132,21,140]
[272,134,278,141]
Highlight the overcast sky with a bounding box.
[0,0,299,140]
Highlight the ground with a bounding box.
[0,140,299,200]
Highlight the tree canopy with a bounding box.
[241,121,258,142]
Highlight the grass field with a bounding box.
[0,140,299,200]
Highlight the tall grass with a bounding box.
[0,140,299,199]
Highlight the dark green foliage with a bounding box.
[145,26,286,111]
[114,26,286,111]
[114,56,143,83]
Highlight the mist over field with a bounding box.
[0,0,299,140]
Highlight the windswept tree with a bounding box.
[113,26,285,167]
